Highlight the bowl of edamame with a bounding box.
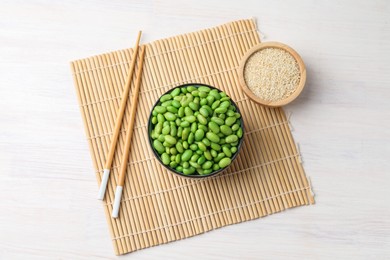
[148,83,244,178]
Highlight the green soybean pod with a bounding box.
[184,107,194,116]
[165,147,170,154]
[167,105,178,113]
[220,125,233,135]
[174,95,183,101]
[164,112,176,121]
[155,122,163,134]
[197,156,206,165]
[183,161,189,169]
[214,153,225,163]
[211,117,224,126]
[220,92,227,97]
[181,150,193,162]
[193,97,200,104]
[175,118,181,126]
[231,146,237,153]
[202,138,211,146]
[218,158,232,168]
[210,142,221,151]
[151,116,157,124]
[153,140,165,154]
[213,164,220,171]
[162,125,170,135]
[227,110,235,117]
[190,154,200,162]
[191,154,200,162]
[170,123,177,136]
[182,127,190,140]
[178,107,185,117]
[163,121,169,127]
[202,105,213,115]
[177,126,183,137]
[211,100,220,110]
[210,149,218,158]
[180,121,190,128]
[176,166,183,172]
[187,86,196,92]
[176,142,184,153]
[200,98,207,106]
[199,107,209,117]
[208,121,220,134]
[225,135,238,143]
[232,123,240,131]
[162,100,173,107]
[206,132,220,143]
[220,96,230,102]
[189,102,199,111]
[236,128,243,138]
[220,101,230,108]
[184,115,196,123]
[230,141,238,146]
[170,147,177,155]
[154,106,167,114]
[190,143,198,151]
[170,161,178,168]
[194,111,200,116]
[171,88,181,97]
[164,135,177,145]
[183,167,195,175]
[183,141,189,149]
[225,116,236,126]
[196,114,207,125]
[206,95,215,106]
[160,94,172,102]
[161,153,170,165]
[175,154,181,164]
[215,107,227,114]
[158,134,165,142]
[198,91,207,98]
[218,114,226,120]
[198,141,207,152]
[157,114,165,123]
[152,110,158,116]
[222,146,232,157]
[196,150,203,155]
[234,112,241,119]
[188,132,195,144]
[202,169,212,175]
[189,161,200,169]
[191,122,197,133]
[202,161,213,170]
[198,124,208,132]
[198,86,211,92]
[181,87,187,93]
[209,90,221,100]
[195,129,205,141]
[204,151,212,160]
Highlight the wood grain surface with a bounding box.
[0,0,389,259]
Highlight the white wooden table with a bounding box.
[1,1,389,259]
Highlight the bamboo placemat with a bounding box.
[70,19,314,255]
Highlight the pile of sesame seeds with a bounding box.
[244,48,301,102]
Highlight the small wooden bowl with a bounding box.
[238,42,306,107]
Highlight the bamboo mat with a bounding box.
[70,19,314,255]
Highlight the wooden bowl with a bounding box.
[238,42,306,107]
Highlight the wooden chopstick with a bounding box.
[112,45,146,218]
[97,31,142,200]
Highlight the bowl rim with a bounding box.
[147,83,245,179]
[238,41,307,107]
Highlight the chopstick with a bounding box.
[112,45,146,218]
[97,31,142,200]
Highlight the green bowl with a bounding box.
[148,83,245,178]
